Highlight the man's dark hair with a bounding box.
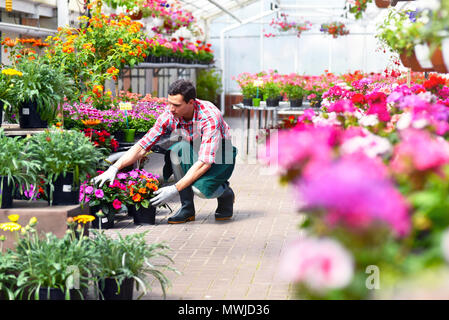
[168,79,196,103]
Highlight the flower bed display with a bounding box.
[258,69,449,299]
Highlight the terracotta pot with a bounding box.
[129,10,143,20]
[375,0,390,8]
[414,43,434,70]
[408,50,434,72]
[430,45,449,73]
[399,52,412,68]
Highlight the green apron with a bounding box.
[167,140,237,198]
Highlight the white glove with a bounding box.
[150,185,179,206]
[92,166,118,188]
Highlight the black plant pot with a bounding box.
[48,173,80,206]
[135,131,146,141]
[0,176,13,209]
[18,100,48,129]
[128,205,156,225]
[242,98,253,106]
[0,101,3,125]
[290,99,303,107]
[99,278,134,300]
[90,205,115,229]
[266,98,280,107]
[112,130,125,143]
[38,287,87,300]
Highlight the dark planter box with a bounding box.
[0,176,14,209]
[99,277,134,300]
[48,173,79,206]
[242,98,253,106]
[290,99,303,107]
[18,100,48,129]
[128,205,156,225]
[89,205,115,229]
[112,130,125,143]
[37,287,88,300]
[266,98,279,107]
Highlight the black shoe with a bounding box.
[215,185,235,221]
[168,186,195,224]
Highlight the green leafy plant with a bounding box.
[11,218,96,300]
[196,69,223,105]
[129,116,156,133]
[91,230,178,299]
[0,129,41,207]
[27,128,105,204]
[283,83,305,100]
[263,82,282,99]
[9,52,76,122]
[0,249,19,300]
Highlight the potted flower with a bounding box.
[80,174,128,229]
[27,128,104,206]
[8,50,75,128]
[83,128,119,156]
[307,90,323,108]
[264,81,282,107]
[121,169,161,225]
[11,217,95,300]
[320,22,350,38]
[0,129,41,208]
[0,66,21,125]
[283,83,305,108]
[348,0,372,20]
[129,116,156,141]
[91,230,176,300]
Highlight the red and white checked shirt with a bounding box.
[138,99,231,164]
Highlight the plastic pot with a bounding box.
[0,176,13,209]
[99,278,134,300]
[290,99,303,107]
[18,100,48,129]
[48,173,79,206]
[242,98,253,106]
[252,98,261,107]
[266,98,279,107]
[123,129,136,143]
[128,205,156,225]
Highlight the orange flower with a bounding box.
[81,119,101,126]
[132,193,142,202]
[138,188,147,194]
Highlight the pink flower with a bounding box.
[278,237,354,292]
[117,173,128,180]
[391,129,449,174]
[85,186,94,194]
[328,99,355,113]
[95,189,104,199]
[112,199,122,210]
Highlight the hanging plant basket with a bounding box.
[408,49,434,72]
[399,51,412,68]
[375,0,391,8]
[129,10,143,20]
[430,39,449,74]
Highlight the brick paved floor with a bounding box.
[104,117,302,300]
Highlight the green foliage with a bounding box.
[10,54,76,122]
[27,128,104,204]
[11,221,95,300]
[263,82,282,99]
[129,116,156,133]
[0,129,41,206]
[283,84,305,100]
[0,250,19,300]
[90,230,178,299]
[196,69,222,105]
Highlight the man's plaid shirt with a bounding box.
[138,99,231,164]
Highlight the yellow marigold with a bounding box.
[8,214,19,223]
[1,68,23,76]
[73,215,96,224]
[0,222,21,232]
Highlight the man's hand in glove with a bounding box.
[92,166,118,187]
[150,185,179,206]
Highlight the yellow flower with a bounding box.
[29,217,38,227]
[1,68,23,77]
[73,215,96,224]
[8,214,19,223]
[0,222,21,232]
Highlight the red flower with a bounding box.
[351,93,366,105]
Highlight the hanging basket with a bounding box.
[408,49,434,72]
[414,43,435,71]
[129,10,143,20]
[399,51,412,68]
[375,0,390,8]
[430,39,449,74]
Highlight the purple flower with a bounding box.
[129,171,139,179]
[95,189,104,199]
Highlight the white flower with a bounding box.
[278,237,354,292]
[396,112,412,130]
[359,114,379,127]
[412,118,428,129]
[341,134,392,158]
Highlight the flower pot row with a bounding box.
[144,55,213,65]
[88,204,156,230]
[242,97,307,108]
[111,129,147,144]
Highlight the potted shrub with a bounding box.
[27,128,104,206]
[12,217,95,300]
[283,83,305,108]
[91,230,177,300]
[9,51,75,129]
[264,82,282,107]
[130,116,156,141]
[121,169,161,225]
[0,129,41,208]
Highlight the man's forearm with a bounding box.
[112,144,147,170]
[175,161,211,192]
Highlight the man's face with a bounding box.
[168,94,194,119]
